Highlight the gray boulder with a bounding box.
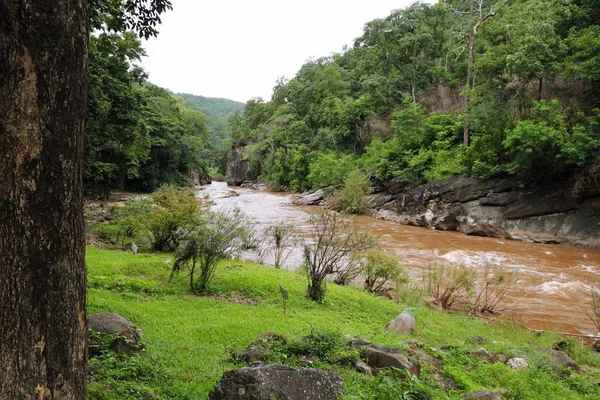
[386,309,416,334]
[88,313,142,355]
[546,349,580,373]
[292,188,331,206]
[361,345,420,378]
[209,364,343,400]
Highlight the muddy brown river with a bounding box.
[201,181,600,335]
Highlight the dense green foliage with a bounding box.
[85,32,213,197]
[228,0,600,191]
[86,247,600,399]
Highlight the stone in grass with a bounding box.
[361,345,421,378]
[386,309,416,334]
[507,358,529,369]
[209,364,343,400]
[462,390,503,400]
[546,349,581,373]
[231,349,267,364]
[88,312,143,355]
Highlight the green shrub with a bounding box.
[307,152,356,189]
[326,170,372,214]
[424,263,476,310]
[361,249,407,292]
[144,186,204,252]
[114,198,153,245]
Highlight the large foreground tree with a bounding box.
[0,0,89,398]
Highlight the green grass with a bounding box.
[86,247,600,399]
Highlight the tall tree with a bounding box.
[0,0,88,397]
[0,0,172,397]
[462,0,509,147]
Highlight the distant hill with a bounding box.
[177,93,245,119]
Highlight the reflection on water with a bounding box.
[201,181,600,334]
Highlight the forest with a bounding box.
[228,0,600,193]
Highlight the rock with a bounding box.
[546,349,581,373]
[189,169,212,186]
[437,378,458,391]
[471,348,494,362]
[209,364,344,400]
[386,309,416,334]
[292,188,331,206]
[367,175,600,247]
[227,145,249,186]
[507,358,529,369]
[232,349,266,364]
[88,313,143,355]
[131,242,138,255]
[462,390,503,400]
[374,290,393,300]
[88,313,138,338]
[361,345,420,378]
[355,360,372,376]
[493,353,508,364]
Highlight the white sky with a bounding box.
[141,0,430,103]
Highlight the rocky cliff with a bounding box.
[368,176,600,247]
[226,145,249,186]
[189,169,212,186]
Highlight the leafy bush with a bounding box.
[144,186,204,252]
[307,152,356,189]
[114,198,153,245]
[424,263,476,310]
[326,170,372,214]
[172,208,251,293]
[360,249,407,292]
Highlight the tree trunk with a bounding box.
[463,0,475,148]
[0,1,88,398]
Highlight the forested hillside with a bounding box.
[85,34,215,198]
[228,0,600,193]
[178,93,245,170]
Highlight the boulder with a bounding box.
[462,390,503,400]
[88,313,142,355]
[355,360,372,376]
[361,345,420,378]
[546,349,580,373]
[292,188,331,206]
[386,309,416,334]
[209,364,343,400]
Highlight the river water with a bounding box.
[201,181,600,335]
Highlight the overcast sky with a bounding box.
[141,0,429,103]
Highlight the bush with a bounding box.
[307,152,356,189]
[144,186,204,252]
[303,212,375,302]
[264,221,297,269]
[360,250,407,292]
[172,208,251,293]
[472,264,518,314]
[424,263,475,310]
[326,170,372,214]
[114,198,153,245]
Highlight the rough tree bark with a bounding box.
[0,0,88,398]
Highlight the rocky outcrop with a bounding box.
[189,169,212,186]
[368,176,600,247]
[292,188,332,206]
[209,364,344,400]
[227,145,249,186]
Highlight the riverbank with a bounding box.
[87,246,600,399]
[291,176,600,248]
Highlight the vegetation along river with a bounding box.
[201,181,600,336]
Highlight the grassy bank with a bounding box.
[87,247,600,399]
